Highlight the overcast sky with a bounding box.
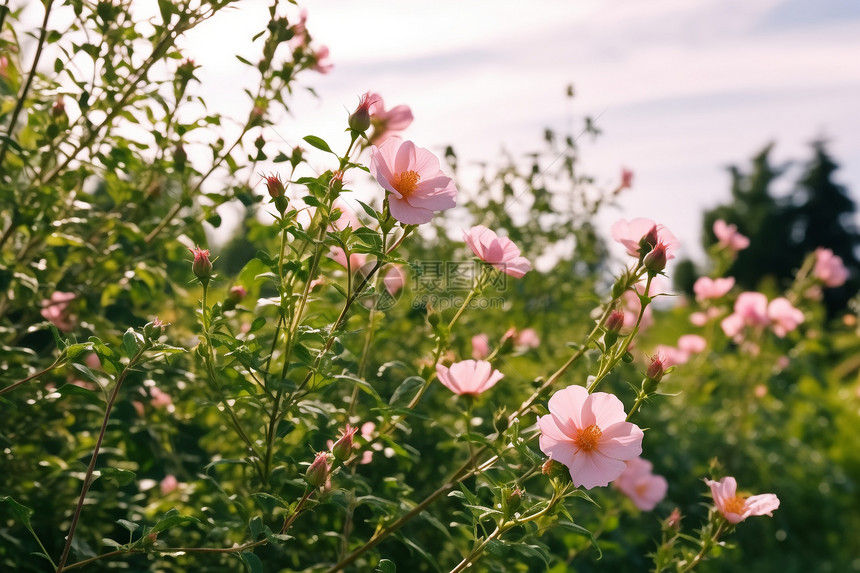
[20,0,860,265]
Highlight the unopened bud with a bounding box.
[190,246,212,284]
[349,92,379,133]
[143,318,166,342]
[223,286,246,311]
[264,173,285,198]
[666,507,682,531]
[305,452,329,488]
[606,310,625,333]
[503,487,523,517]
[640,225,660,255]
[644,242,668,274]
[541,458,572,484]
[499,327,517,353]
[52,96,66,119]
[331,424,358,461]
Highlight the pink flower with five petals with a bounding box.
[463,225,531,278]
[371,137,457,224]
[538,385,644,489]
[706,476,779,524]
[436,360,503,396]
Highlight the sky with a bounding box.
[18,0,860,265]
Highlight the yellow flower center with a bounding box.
[575,424,602,452]
[724,495,747,515]
[393,170,421,198]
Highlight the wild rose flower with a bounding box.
[160,475,179,495]
[706,476,780,524]
[369,94,414,145]
[611,218,679,260]
[538,385,644,489]
[41,291,76,331]
[814,248,849,287]
[463,225,531,278]
[693,277,735,301]
[767,297,804,337]
[614,458,668,511]
[436,360,503,396]
[327,247,368,271]
[678,334,706,355]
[370,137,457,224]
[471,334,490,360]
[383,265,405,296]
[311,45,333,74]
[516,328,540,349]
[713,219,750,252]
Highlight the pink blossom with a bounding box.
[368,93,414,145]
[330,199,362,231]
[720,291,770,341]
[677,334,706,355]
[611,218,679,260]
[41,291,77,331]
[160,474,179,495]
[614,458,668,511]
[463,225,531,278]
[767,297,804,337]
[713,220,750,252]
[516,328,540,349]
[359,422,376,465]
[435,360,503,396]
[383,265,405,296]
[693,277,735,301]
[150,386,172,409]
[652,345,687,368]
[538,385,644,489]
[370,137,457,224]
[619,168,633,190]
[327,247,368,271]
[288,9,308,48]
[690,311,709,327]
[814,248,849,287]
[311,45,333,74]
[706,476,779,524]
[472,334,490,360]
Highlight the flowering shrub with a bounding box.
[1,3,858,573]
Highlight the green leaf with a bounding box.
[122,328,141,359]
[334,374,382,402]
[303,135,333,154]
[389,376,425,407]
[0,496,33,527]
[248,316,266,334]
[249,516,263,540]
[240,551,264,573]
[116,519,139,533]
[150,508,201,534]
[557,520,602,558]
[375,558,396,573]
[99,467,136,487]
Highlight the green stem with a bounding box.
[55,341,152,572]
[678,521,726,573]
[0,352,67,396]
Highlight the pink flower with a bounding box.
[327,247,368,271]
[330,199,362,231]
[619,168,633,190]
[767,297,803,337]
[368,93,414,145]
[359,422,376,465]
[41,291,77,331]
[693,277,735,301]
[713,220,750,252]
[150,386,172,409]
[614,458,668,511]
[463,225,531,278]
[538,385,644,489]
[611,218,679,260]
[370,137,457,224]
[472,334,490,360]
[516,328,540,349]
[312,45,333,74]
[435,360,504,396]
[814,248,849,288]
[383,265,405,296]
[160,474,179,495]
[288,9,308,48]
[706,476,780,524]
[677,334,706,355]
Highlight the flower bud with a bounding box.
[541,458,572,484]
[606,309,625,333]
[644,353,667,394]
[644,242,668,274]
[331,424,358,461]
[503,487,523,518]
[223,286,246,311]
[640,225,660,253]
[264,173,285,198]
[190,246,212,284]
[305,451,329,488]
[52,96,66,119]
[143,318,166,342]
[349,92,379,133]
